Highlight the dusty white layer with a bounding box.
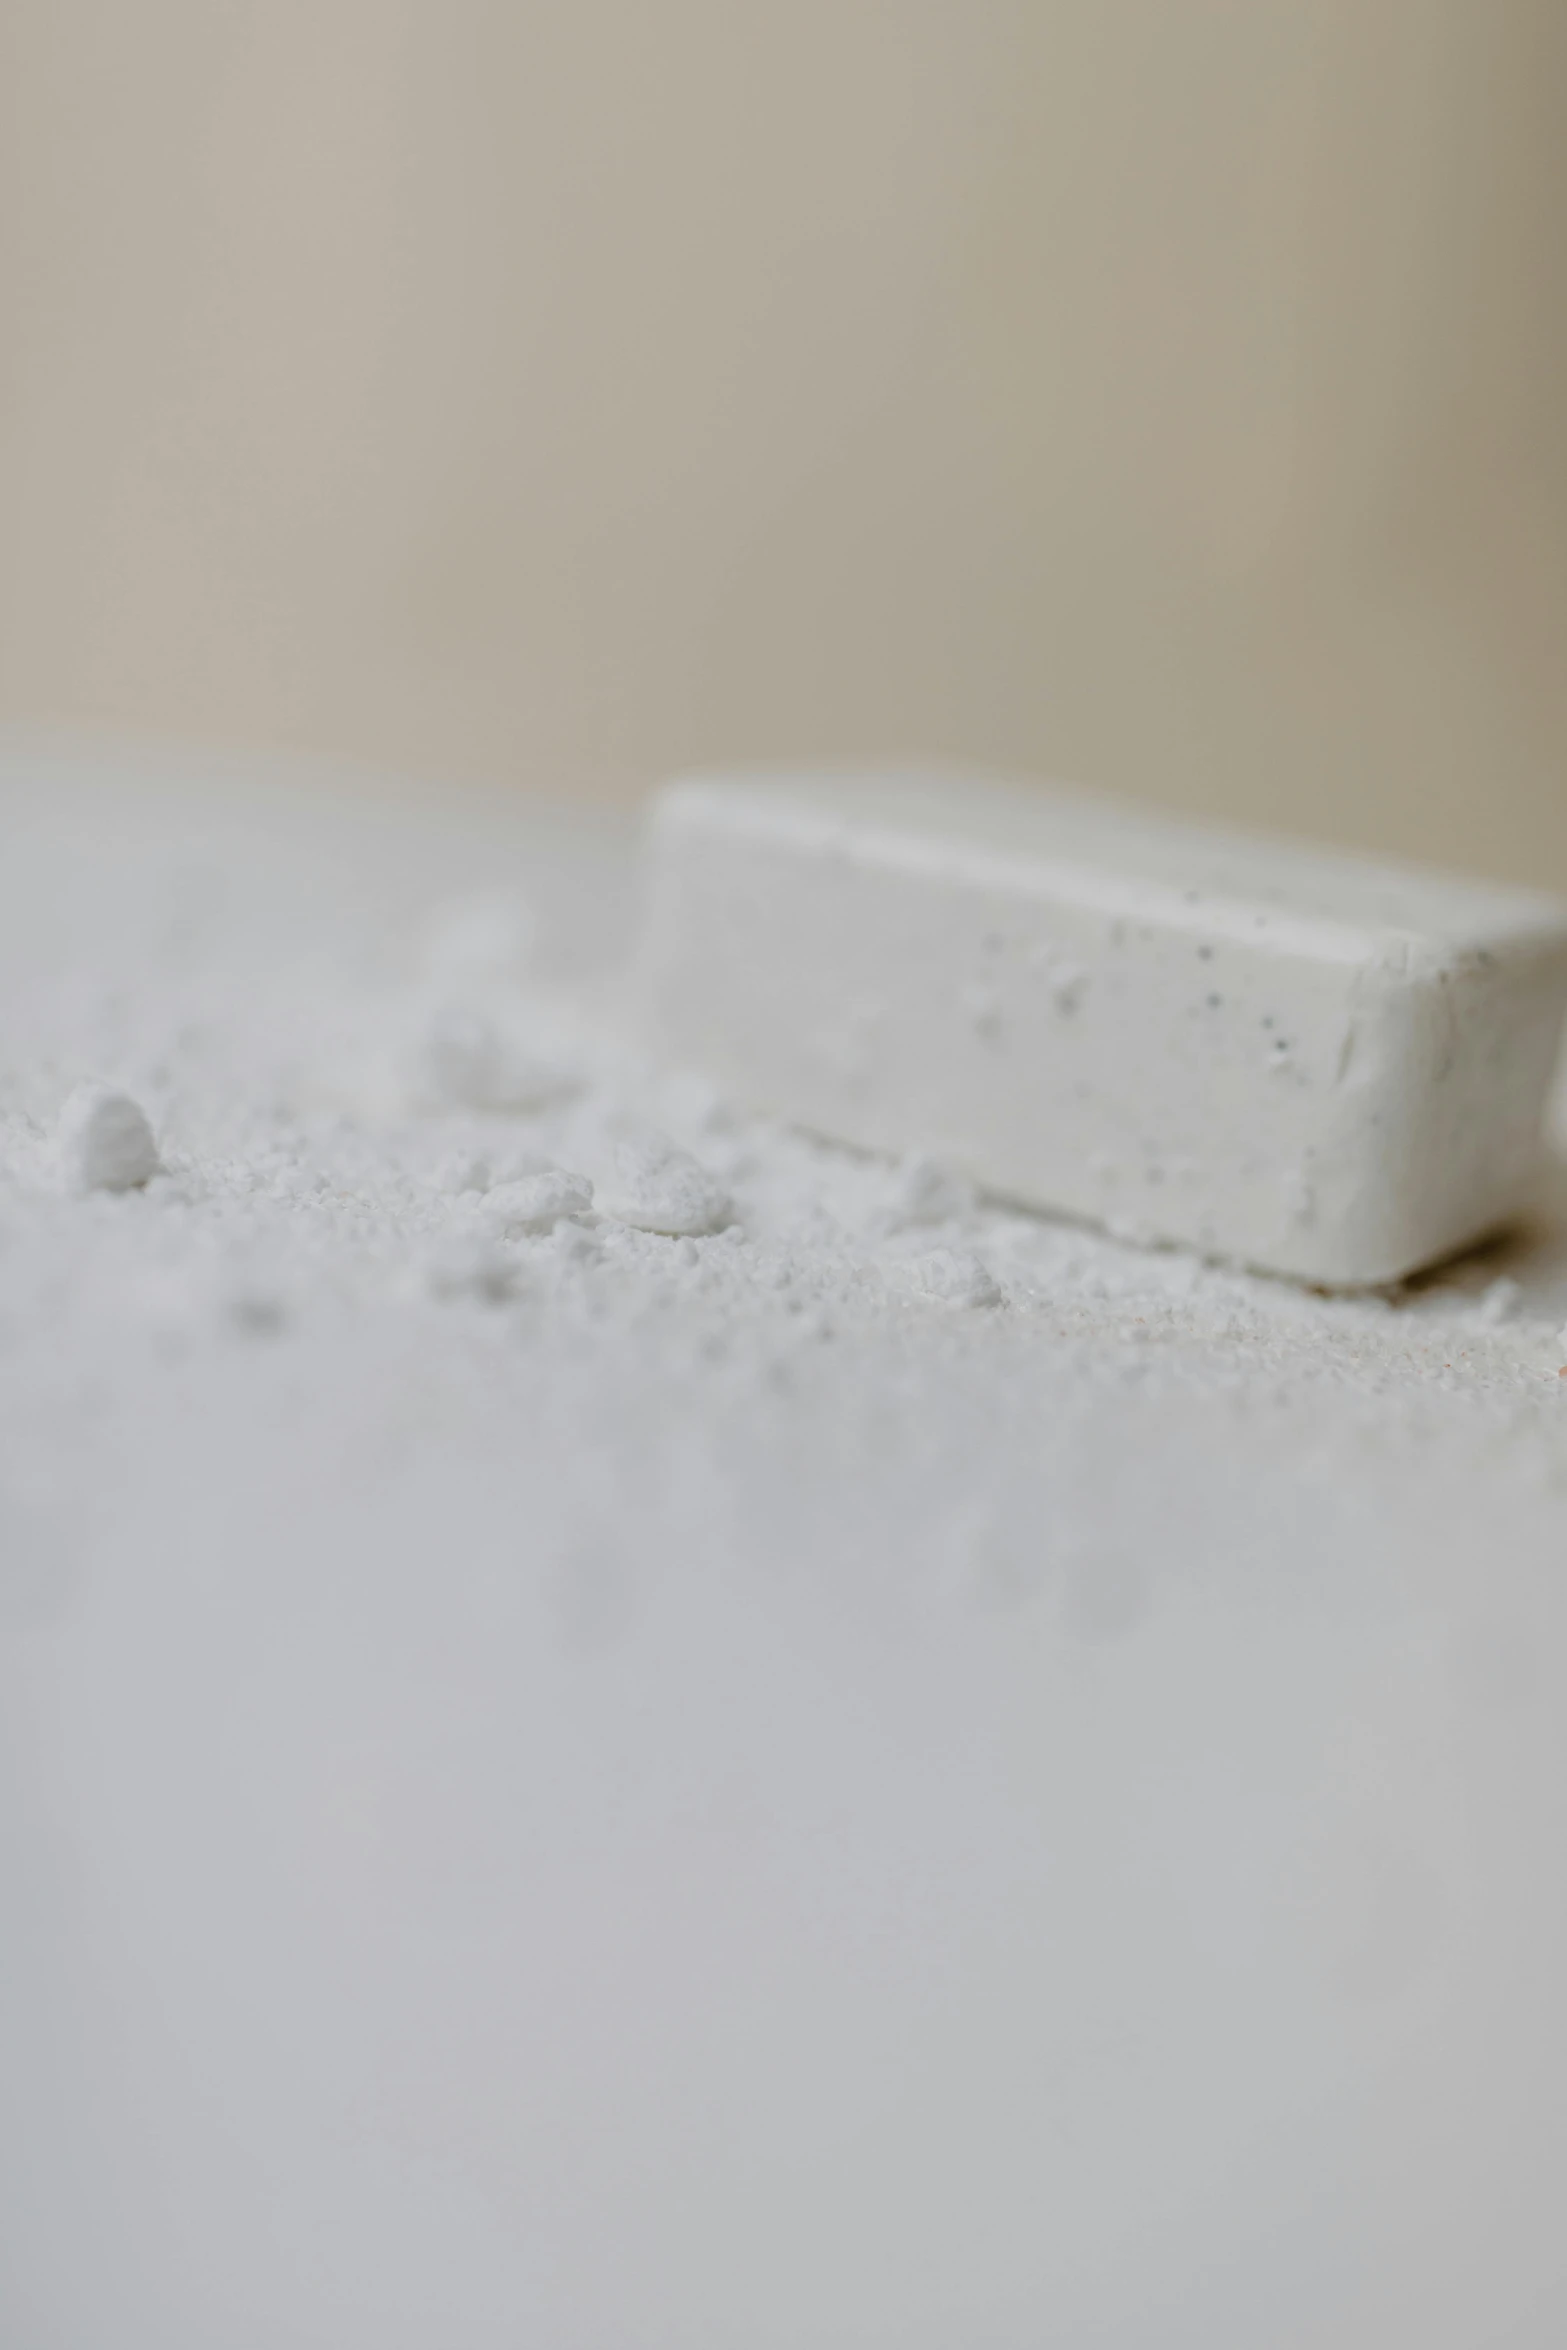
[5,744,1567,2350]
[640,770,1567,1283]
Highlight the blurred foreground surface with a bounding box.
[3,741,1567,2350]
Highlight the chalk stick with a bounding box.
[635,771,1567,1285]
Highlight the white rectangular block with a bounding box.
[636,770,1567,1285]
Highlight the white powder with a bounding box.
[3,745,1567,2350]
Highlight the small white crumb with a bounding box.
[909,1249,1002,1309]
[479,1169,594,1234]
[434,1147,563,1198]
[600,1140,732,1236]
[417,1008,573,1114]
[1476,1275,1521,1327]
[58,1084,160,1193]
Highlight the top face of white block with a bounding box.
[638,770,1567,1287]
[663,770,1567,970]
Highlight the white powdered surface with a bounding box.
[3,744,1567,2350]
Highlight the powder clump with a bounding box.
[601,1140,732,1237]
[908,1248,1002,1309]
[480,1168,594,1234]
[58,1083,160,1193]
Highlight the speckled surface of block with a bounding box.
[639,771,1567,1284]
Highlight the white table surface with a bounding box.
[3,743,1565,2350]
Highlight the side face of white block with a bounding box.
[636,772,1567,1285]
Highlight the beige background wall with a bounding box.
[0,0,1564,882]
